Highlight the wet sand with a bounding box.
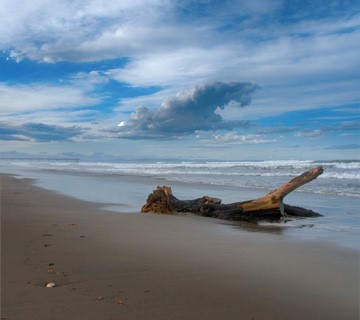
[1,174,359,320]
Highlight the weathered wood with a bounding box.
[265,165,323,199]
[238,165,323,214]
[141,166,324,221]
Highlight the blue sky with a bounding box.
[0,0,359,160]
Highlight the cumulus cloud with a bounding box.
[0,122,85,142]
[110,81,258,139]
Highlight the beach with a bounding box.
[1,173,359,320]
[2,1,359,319]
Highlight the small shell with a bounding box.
[46,282,56,288]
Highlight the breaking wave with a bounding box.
[2,159,359,197]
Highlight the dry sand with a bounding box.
[1,173,359,320]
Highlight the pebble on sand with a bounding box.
[46,282,56,288]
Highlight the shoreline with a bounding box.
[2,162,359,201]
[2,166,359,251]
[1,174,359,319]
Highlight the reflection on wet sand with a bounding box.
[228,219,315,235]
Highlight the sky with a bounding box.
[0,0,359,161]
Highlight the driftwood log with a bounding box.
[141,166,324,222]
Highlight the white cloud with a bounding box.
[0,82,99,114]
[2,0,359,94]
[1,109,102,126]
[0,0,167,61]
[69,70,109,90]
[200,131,275,145]
[282,14,360,37]
[104,17,359,86]
[107,46,238,87]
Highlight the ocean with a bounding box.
[1,159,359,249]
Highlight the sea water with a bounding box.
[1,159,359,249]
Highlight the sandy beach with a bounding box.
[1,173,359,320]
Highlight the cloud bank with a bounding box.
[111,81,258,139]
[0,122,84,142]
